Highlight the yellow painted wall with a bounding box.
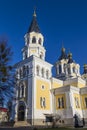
[30,49,37,53]
[73,93,81,109]
[52,81,62,89]
[36,78,50,110]
[81,94,87,109]
[55,94,66,110]
[78,82,85,88]
[70,82,85,88]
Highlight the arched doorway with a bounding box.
[18,105,25,121]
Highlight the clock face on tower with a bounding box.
[30,49,37,53]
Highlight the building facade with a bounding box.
[15,11,87,126]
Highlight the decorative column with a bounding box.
[61,64,64,73]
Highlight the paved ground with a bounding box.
[0,127,31,130]
[0,126,87,130]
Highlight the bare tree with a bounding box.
[0,39,15,120]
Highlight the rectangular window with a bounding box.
[58,97,64,109]
[85,97,87,108]
[62,97,64,108]
[40,97,43,108]
[43,97,46,108]
[58,98,60,108]
[40,97,46,108]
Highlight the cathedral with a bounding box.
[14,11,87,127]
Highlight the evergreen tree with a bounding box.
[0,39,15,108]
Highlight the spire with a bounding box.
[83,64,87,74]
[27,10,40,33]
[33,9,36,17]
[58,46,67,60]
[68,51,73,63]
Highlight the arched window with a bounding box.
[68,68,71,74]
[64,64,66,73]
[27,66,29,75]
[73,67,75,73]
[36,66,40,76]
[41,68,44,77]
[40,97,46,108]
[19,86,21,97]
[40,55,42,59]
[32,37,36,43]
[46,70,49,79]
[59,65,61,74]
[85,97,87,108]
[21,85,24,97]
[38,38,42,45]
[43,97,46,108]
[23,66,26,77]
[25,52,27,59]
[58,97,64,108]
[20,69,23,78]
[40,52,43,59]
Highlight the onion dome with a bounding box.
[58,47,67,60]
[68,52,73,63]
[83,64,87,74]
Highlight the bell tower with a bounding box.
[22,10,46,60]
[66,52,80,78]
[55,47,68,80]
[55,47,81,80]
[82,64,87,85]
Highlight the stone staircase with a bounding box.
[14,121,31,127]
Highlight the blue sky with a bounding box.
[0,0,87,74]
